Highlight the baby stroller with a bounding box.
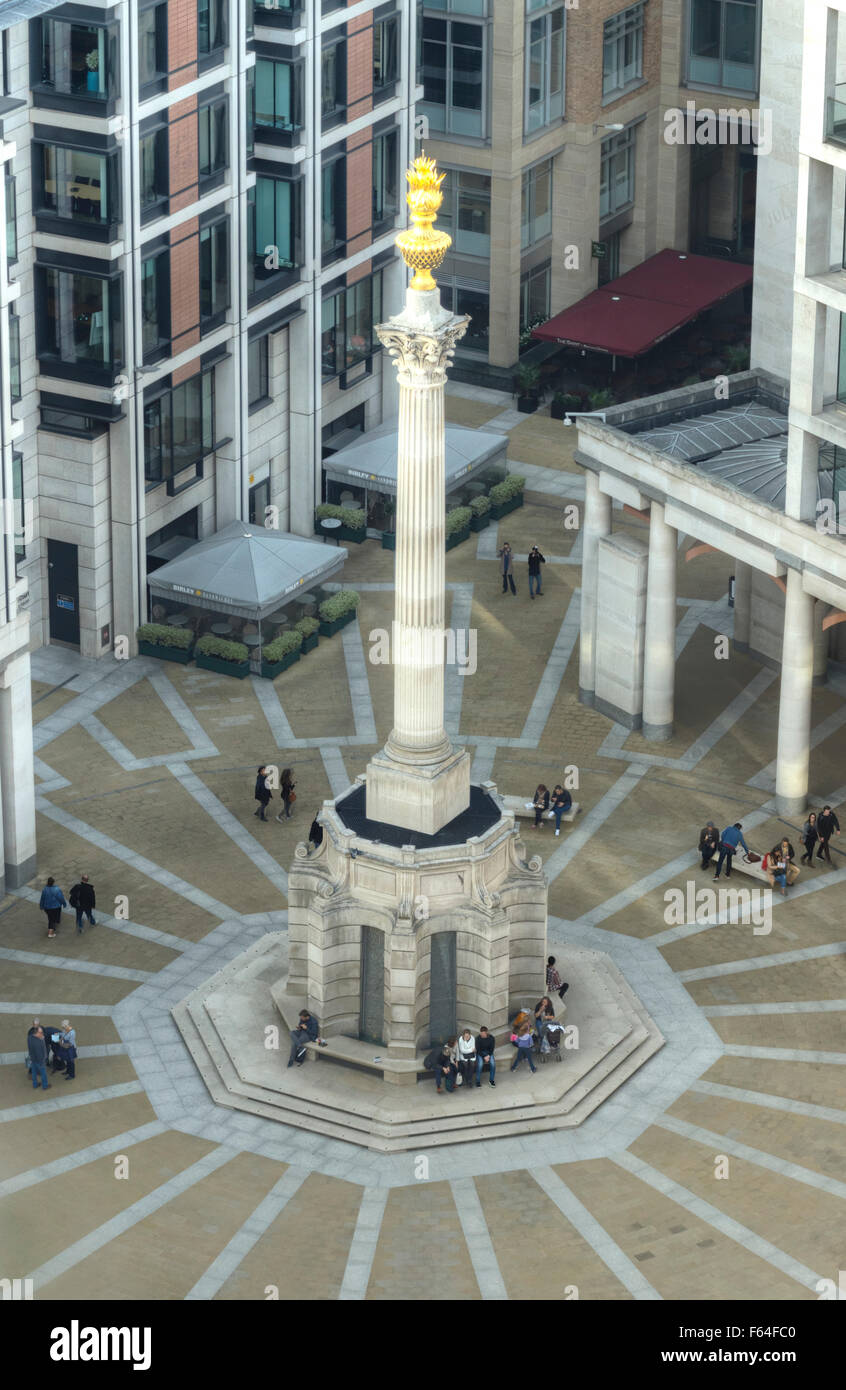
[539,1020,564,1063]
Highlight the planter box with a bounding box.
[300,632,319,654]
[490,493,524,521]
[195,654,250,679]
[260,650,301,679]
[445,526,471,551]
[469,513,490,532]
[138,640,193,664]
[517,396,538,414]
[319,609,357,638]
[339,526,366,544]
[381,530,396,550]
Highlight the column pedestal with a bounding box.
[775,569,814,815]
[642,503,677,741]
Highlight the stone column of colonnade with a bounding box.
[0,654,37,887]
[578,471,613,704]
[775,569,815,815]
[642,503,678,741]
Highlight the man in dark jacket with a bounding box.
[527,546,546,598]
[475,1026,496,1087]
[69,875,96,933]
[714,823,749,880]
[699,822,719,869]
[816,806,841,865]
[287,1010,321,1067]
[27,1027,50,1091]
[498,542,516,596]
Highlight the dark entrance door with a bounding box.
[47,539,80,646]
[429,932,457,1046]
[359,925,385,1045]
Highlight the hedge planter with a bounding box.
[338,525,366,544]
[470,513,490,532]
[138,640,193,664]
[490,492,524,520]
[319,609,357,638]
[261,650,301,679]
[300,632,319,654]
[381,530,396,550]
[195,654,250,679]
[445,526,471,550]
[517,395,538,414]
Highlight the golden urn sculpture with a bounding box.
[395,154,452,291]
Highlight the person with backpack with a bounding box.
[254,766,272,822]
[456,1029,476,1087]
[69,875,96,933]
[39,878,67,939]
[527,545,546,598]
[510,1022,537,1075]
[546,956,569,1001]
[475,1026,495,1087]
[816,805,841,865]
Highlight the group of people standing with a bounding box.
[38,875,96,938]
[799,807,841,866]
[26,1018,77,1088]
[498,543,546,598]
[531,784,573,834]
[698,806,841,891]
[254,766,296,822]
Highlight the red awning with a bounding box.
[531,249,753,358]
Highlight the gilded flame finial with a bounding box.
[395,153,452,292]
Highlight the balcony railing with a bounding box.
[825,83,846,147]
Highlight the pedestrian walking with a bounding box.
[254,765,272,822]
[27,1027,50,1091]
[816,805,841,865]
[546,956,569,1001]
[550,784,572,836]
[528,545,546,598]
[498,541,517,596]
[713,823,749,880]
[57,1020,77,1081]
[533,783,550,828]
[698,821,719,870]
[39,878,67,939]
[474,1026,496,1087]
[457,1028,476,1087]
[280,768,296,820]
[510,1023,537,1075]
[800,811,818,865]
[69,875,96,933]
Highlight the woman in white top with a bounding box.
[456,1029,476,1087]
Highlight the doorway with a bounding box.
[47,539,80,646]
[359,925,385,1045]
[428,931,457,1046]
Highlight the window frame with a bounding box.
[599,126,636,222]
[33,140,119,240]
[199,215,230,333]
[143,365,217,492]
[320,270,383,383]
[372,125,400,231]
[420,14,487,140]
[5,170,16,263]
[198,0,227,62]
[521,159,553,250]
[35,261,124,385]
[9,311,21,403]
[686,0,760,95]
[373,11,400,99]
[139,1,168,98]
[247,173,305,303]
[321,34,347,130]
[140,246,170,364]
[602,3,645,102]
[139,122,169,224]
[248,334,271,411]
[198,95,228,191]
[32,16,119,114]
[523,3,566,137]
[252,55,304,145]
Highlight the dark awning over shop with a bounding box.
[323,420,507,495]
[147,521,347,620]
[531,250,753,358]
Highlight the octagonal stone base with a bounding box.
[173,934,664,1152]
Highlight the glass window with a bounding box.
[247,176,303,295]
[9,312,21,403]
[525,5,565,135]
[139,4,168,91]
[198,0,226,55]
[254,58,303,133]
[603,4,644,99]
[254,0,303,26]
[519,261,550,331]
[249,477,271,524]
[5,172,16,262]
[688,0,759,93]
[199,99,228,184]
[436,169,491,256]
[12,451,24,568]
[321,271,382,379]
[322,156,346,259]
[421,18,485,138]
[140,127,168,218]
[37,145,113,226]
[439,278,488,353]
[373,127,399,228]
[37,267,123,374]
[321,38,347,127]
[144,369,215,484]
[521,159,552,249]
[374,14,399,93]
[141,251,169,360]
[599,127,635,220]
[200,219,229,328]
[39,20,112,100]
[248,335,270,406]
[40,407,106,435]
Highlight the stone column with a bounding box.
[775,569,814,815]
[642,503,677,741]
[0,654,36,887]
[733,560,752,650]
[578,470,612,705]
[365,289,472,834]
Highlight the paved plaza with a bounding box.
[2,387,845,1302]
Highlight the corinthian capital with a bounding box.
[376,318,469,382]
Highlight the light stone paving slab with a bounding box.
[723,1045,846,1065]
[321,746,352,800]
[530,1165,662,1299]
[0,1120,167,1198]
[450,1177,508,1299]
[184,1165,310,1299]
[520,590,581,742]
[0,1042,127,1065]
[33,660,156,751]
[250,676,297,749]
[81,714,214,772]
[169,762,288,896]
[10,887,188,954]
[338,1187,388,1299]
[702,999,846,1016]
[446,381,512,406]
[611,1151,822,1292]
[675,940,846,982]
[543,765,648,882]
[656,1114,846,1203]
[0,1081,146,1124]
[33,756,71,791]
[690,1079,846,1126]
[26,1144,242,1291]
[0,945,152,983]
[0,1002,116,1017]
[341,622,378,743]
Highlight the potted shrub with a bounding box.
[587,388,615,411]
[468,493,491,532]
[314,502,367,544]
[318,589,360,637]
[515,363,541,414]
[381,497,397,550]
[295,615,320,654]
[445,505,473,550]
[136,622,194,664]
[550,391,582,422]
[725,344,750,372]
[260,627,303,678]
[488,473,526,520]
[194,634,250,678]
[86,50,99,92]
